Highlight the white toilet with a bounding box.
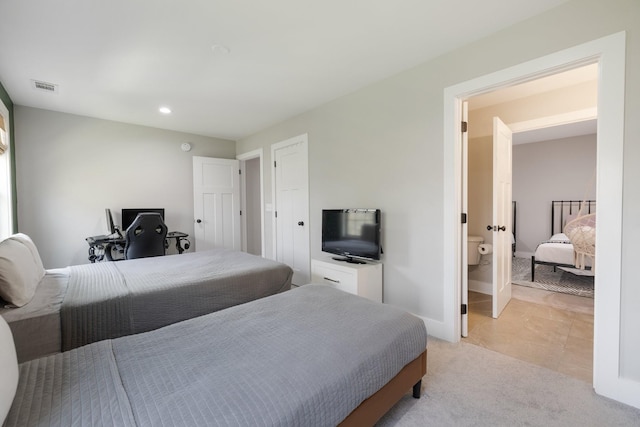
[468,235,484,265]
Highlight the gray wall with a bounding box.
[513,134,597,255]
[467,133,598,258]
[245,157,262,256]
[236,0,640,382]
[14,106,235,268]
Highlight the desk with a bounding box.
[86,231,190,263]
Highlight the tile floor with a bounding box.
[463,285,594,383]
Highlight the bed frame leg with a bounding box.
[412,380,422,399]
[530,256,535,282]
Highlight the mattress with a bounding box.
[2,249,292,362]
[5,285,428,427]
[534,233,593,267]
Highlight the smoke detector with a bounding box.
[31,80,59,94]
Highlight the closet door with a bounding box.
[193,156,241,251]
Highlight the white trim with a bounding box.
[417,315,447,342]
[508,107,597,134]
[443,32,638,408]
[237,148,265,257]
[468,279,492,295]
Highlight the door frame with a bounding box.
[0,101,13,239]
[237,148,265,257]
[444,32,634,406]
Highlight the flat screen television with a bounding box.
[121,208,165,231]
[322,209,381,263]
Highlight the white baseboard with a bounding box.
[469,279,492,295]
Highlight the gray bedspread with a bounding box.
[60,249,292,351]
[0,269,68,363]
[6,285,427,427]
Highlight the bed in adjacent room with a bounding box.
[530,200,595,281]
[1,284,428,427]
[0,234,293,362]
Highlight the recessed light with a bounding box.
[159,106,172,114]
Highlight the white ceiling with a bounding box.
[0,0,569,140]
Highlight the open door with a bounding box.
[491,117,512,318]
[461,101,469,337]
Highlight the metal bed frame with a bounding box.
[530,200,595,281]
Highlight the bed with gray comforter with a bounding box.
[3,285,427,427]
[1,248,293,361]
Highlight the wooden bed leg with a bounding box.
[412,380,422,399]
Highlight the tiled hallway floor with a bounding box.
[463,285,594,383]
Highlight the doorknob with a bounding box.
[297,221,304,226]
[196,219,202,224]
[487,225,494,231]
[487,225,506,231]
[498,225,506,231]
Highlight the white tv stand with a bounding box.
[310,257,383,303]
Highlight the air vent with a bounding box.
[31,80,59,94]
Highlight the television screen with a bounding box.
[322,209,381,262]
[121,208,165,231]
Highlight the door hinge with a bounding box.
[239,169,241,175]
[240,210,242,216]
[461,304,468,315]
[274,161,277,168]
[461,121,468,133]
[461,213,467,224]
[275,211,278,218]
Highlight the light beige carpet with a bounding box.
[376,338,639,426]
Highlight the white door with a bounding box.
[272,135,310,285]
[461,102,469,337]
[193,156,241,251]
[492,117,512,318]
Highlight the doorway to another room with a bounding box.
[238,149,265,257]
[462,64,598,383]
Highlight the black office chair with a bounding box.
[124,213,168,260]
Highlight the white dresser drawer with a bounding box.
[311,263,357,294]
[310,258,382,302]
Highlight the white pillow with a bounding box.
[8,233,45,277]
[0,315,18,424]
[0,238,44,307]
[549,233,569,243]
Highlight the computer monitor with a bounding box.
[105,208,117,234]
[121,208,165,231]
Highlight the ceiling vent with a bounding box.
[31,80,59,94]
